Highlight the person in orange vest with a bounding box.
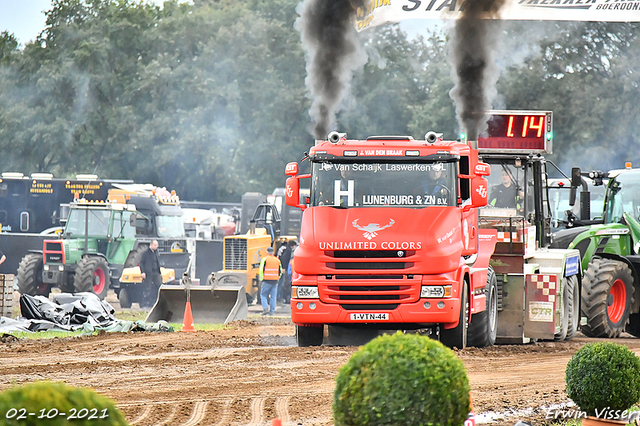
[259,246,282,316]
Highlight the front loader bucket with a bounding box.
[146,275,248,325]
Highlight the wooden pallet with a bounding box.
[0,274,14,318]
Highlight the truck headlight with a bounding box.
[421,285,452,298]
[292,286,319,299]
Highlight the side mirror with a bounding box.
[286,175,310,210]
[464,177,489,211]
[129,213,137,227]
[286,176,302,209]
[571,167,582,187]
[569,167,581,206]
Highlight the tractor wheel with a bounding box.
[565,274,580,340]
[296,325,324,347]
[16,253,50,297]
[124,245,148,268]
[327,325,379,346]
[74,256,110,299]
[581,257,634,338]
[554,276,570,341]
[440,280,469,350]
[118,288,132,309]
[468,267,498,347]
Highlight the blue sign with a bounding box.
[565,255,580,277]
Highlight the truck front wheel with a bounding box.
[17,253,50,297]
[74,257,110,300]
[296,325,323,347]
[440,280,469,350]
[468,268,497,347]
[581,258,633,338]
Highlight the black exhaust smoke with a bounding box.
[296,0,367,139]
[448,0,507,141]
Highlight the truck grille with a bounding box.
[323,281,417,304]
[330,250,415,258]
[225,238,247,270]
[340,304,399,310]
[325,250,415,271]
[320,251,420,305]
[158,239,187,253]
[327,262,412,270]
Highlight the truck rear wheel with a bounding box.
[17,253,50,297]
[74,256,110,300]
[468,267,497,347]
[440,280,468,350]
[581,258,633,338]
[296,325,323,347]
[565,274,580,340]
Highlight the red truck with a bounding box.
[285,111,583,349]
[284,131,498,348]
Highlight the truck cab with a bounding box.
[285,131,493,348]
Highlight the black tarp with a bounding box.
[0,293,173,333]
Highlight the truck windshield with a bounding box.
[65,208,111,236]
[156,215,185,238]
[605,172,640,224]
[310,161,457,208]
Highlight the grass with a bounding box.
[2,322,227,340]
[112,310,148,322]
[5,330,87,340]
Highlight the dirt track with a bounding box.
[2,309,640,426]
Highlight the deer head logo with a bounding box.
[352,218,395,240]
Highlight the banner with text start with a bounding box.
[356,0,640,31]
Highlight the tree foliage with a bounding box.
[0,3,639,201]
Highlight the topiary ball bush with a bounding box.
[565,342,640,417]
[333,331,470,426]
[0,381,129,426]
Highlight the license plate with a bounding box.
[350,313,389,321]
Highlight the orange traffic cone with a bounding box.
[182,301,196,332]
[272,420,282,426]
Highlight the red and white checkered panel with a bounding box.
[496,231,520,242]
[529,274,557,303]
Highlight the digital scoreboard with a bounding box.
[477,110,553,154]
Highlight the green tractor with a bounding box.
[551,166,640,338]
[17,189,189,307]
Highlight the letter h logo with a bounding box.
[335,180,355,207]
